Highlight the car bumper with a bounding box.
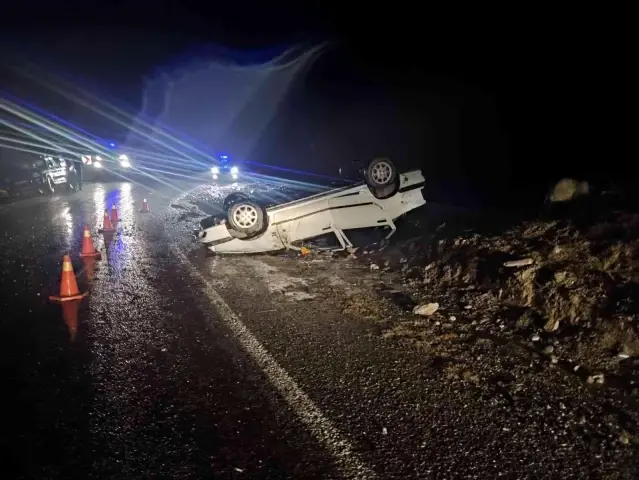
[211,173,240,183]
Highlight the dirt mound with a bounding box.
[360,205,639,385]
[422,215,639,331]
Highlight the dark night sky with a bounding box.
[0,2,622,207]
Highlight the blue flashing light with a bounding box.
[220,155,228,160]
[109,142,116,148]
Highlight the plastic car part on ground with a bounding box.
[195,158,426,254]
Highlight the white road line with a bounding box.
[173,248,376,480]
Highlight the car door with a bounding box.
[327,189,388,230]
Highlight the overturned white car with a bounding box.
[195,158,426,254]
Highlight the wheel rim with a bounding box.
[233,204,258,229]
[371,161,392,185]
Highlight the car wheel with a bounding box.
[226,199,266,236]
[222,192,251,211]
[364,157,397,188]
[364,158,400,199]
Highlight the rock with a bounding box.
[553,270,578,287]
[413,302,440,316]
[503,258,534,268]
[544,317,560,332]
[346,246,359,255]
[621,339,639,357]
[543,345,554,354]
[547,178,590,203]
[531,334,541,342]
[516,311,534,330]
[370,264,380,270]
[587,373,605,384]
[619,430,630,445]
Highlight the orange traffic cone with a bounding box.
[140,198,151,213]
[99,209,115,233]
[61,300,81,341]
[80,226,101,258]
[49,255,88,302]
[110,204,119,223]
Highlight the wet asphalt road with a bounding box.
[2,180,638,479]
[0,181,340,479]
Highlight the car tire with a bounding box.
[364,158,400,199]
[222,192,251,211]
[364,157,397,189]
[226,199,266,236]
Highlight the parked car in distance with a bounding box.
[0,153,75,198]
[210,156,242,184]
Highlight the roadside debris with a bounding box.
[344,202,639,384]
[413,302,439,316]
[503,258,534,267]
[587,373,605,384]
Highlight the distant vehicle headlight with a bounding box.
[118,154,131,168]
[94,161,103,169]
[211,166,220,174]
[230,166,239,174]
